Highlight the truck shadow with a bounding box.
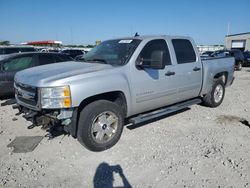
[126,107,190,130]
[93,162,132,188]
[0,98,16,106]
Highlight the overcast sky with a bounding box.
[0,0,249,45]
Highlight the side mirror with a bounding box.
[136,50,165,69]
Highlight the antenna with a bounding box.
[134,32,139,37]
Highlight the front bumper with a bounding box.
[13,104,77,136]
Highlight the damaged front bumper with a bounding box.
[13,104,78,137]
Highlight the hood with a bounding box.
[15,61,114,87]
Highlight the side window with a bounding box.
[39,55,56,65]
[139,39,171,66]
[5,48,19,54]
[3,56,33,71]
[0,48,5,54]
[172,39,196,64]
[54,56,63,62]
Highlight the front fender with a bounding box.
[69,72,132,116]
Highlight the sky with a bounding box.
[0,0,249,45]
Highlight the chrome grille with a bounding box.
[15,82,38,107]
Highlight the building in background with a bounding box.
[22,40,62,47]
[197,45,224,54]
[225,32,250,51]
[95,40,101,45]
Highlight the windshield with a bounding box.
[82,39,141,65]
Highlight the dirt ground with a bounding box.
[0,68,250,188]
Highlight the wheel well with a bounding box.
[69,91,128,138]
[214,72,228,85]
[78,91,127,117]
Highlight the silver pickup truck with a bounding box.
[14,35,235,151]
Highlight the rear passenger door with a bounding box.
[2,54,35,94]
[172,39,202,101]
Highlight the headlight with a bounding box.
[40,86,71,109]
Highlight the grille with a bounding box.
[15,82,38,107]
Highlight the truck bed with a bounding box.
[200,56,235,95]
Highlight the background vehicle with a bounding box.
[0,46,36,54]
[61,49,85,59]
[14,35,235,152]
[200,51,213,58]
[75,54,85,61]
[211,49,244,70]
[0,52,72,96]
[243,51,250,66]
[0,46,36,60]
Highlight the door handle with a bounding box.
[165,71,175,76]
[193,67,201,71]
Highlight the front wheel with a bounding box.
[202,79,225,108]
[77,100,124,152]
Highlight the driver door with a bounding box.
[130,39,178,115]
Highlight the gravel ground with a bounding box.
[0,68,250,188]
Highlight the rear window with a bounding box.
[172,39,196,64]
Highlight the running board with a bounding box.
[129,98,202,125]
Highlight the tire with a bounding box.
[77,100,124,152]
[202,79,225,108]
[236,62,242,71]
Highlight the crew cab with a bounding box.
[13,35,235,151]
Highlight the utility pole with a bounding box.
[227,22,230,36]
[70,27,73,45]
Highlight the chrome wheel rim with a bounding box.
[91,111,118,144]
[214,84,223,103]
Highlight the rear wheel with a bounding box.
[77,100,124,152]
[236,61,242,71]
[202,79,225,108]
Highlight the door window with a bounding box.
[172,39,196,64]
[39,55,56,65]
[138,39,171,67]
[3,56,33,71]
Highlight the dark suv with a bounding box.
[0,52,72,96]
[211,49,244,71]
[61,49,85,59]
[243,51,250,67]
